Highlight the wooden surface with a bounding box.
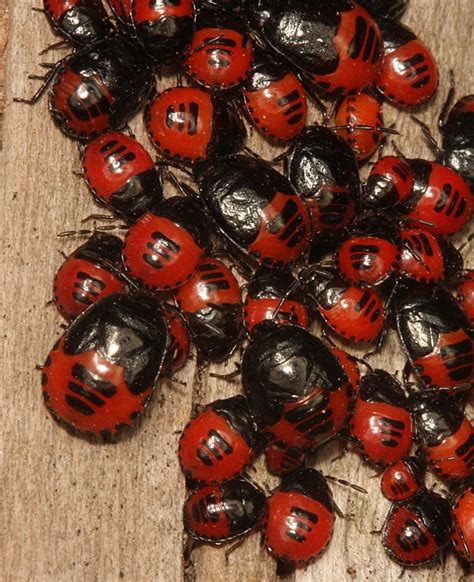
[1,2,472,581]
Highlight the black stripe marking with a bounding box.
[277,90,300,108]
[65,395,94,416]
[68,381,105,407]
[348,16,367,59]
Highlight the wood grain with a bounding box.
[0,0,9,145]
[1,2,472,581]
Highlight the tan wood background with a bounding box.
[1,1,472,580]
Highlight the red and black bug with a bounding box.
[264,441,306,476]
[399,228,463,284]
[382,490,453,566]
[453,269,474,328]
[376,21,438,108]
[145,86,245,164]
[16,37,153,141]
[183,477,267,544]
[304,270,385,343]
[175,257,243,362]
[411,392,474,482]
[41,292,168,438]
[398,160,472,236]
[122,196,210,291]
[81,131,163,222]
[43,0,114,47]
[409,87,474,193]
[242,48,308,142]
[132,0,195,62]
[335,212,401,287]
[349,369,413,466]
[162,304,191,376]
[363,156,415,209]
[184,8,253,90]
[287,126,360,237]
[395,282,474,390]
[178,395,260,484]
[194,154,312,269]
[53,233,127,320]
[243,266,310,333]
[440,93,474,190]
[333,92,385,162]
[451,480,474,572]
[255,1,383,96]
[263,468,337,574]
[242,323,354,451]
[380,454,426,503]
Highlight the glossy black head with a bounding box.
[247,266,306,303]
[259,0,353,75]
[63,292,168,394]
[364,171,406,210]
[74,233,123,268]
[359,369,408,407]
[207,97,247,159]
[379,20,417,53]
[306,273,348,311]
[395,282,472,359]
[347,211,401,244]
[187,303,242,363]
[403,453,427,486]
[243,47,290,92]
[221,478,267,535]
[279,468,335,513]
[184,477,267,542]
[153,196,211,250]
[109,167,163,223]
[242,323,348,426]
[410,392,464,447]
[211,395,261,449]
[357,0,408,22]
[134,4,195,62]
[194,154,297,248]
[288,125,360,211]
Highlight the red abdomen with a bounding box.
[178,409,255,483]
[412,328,474,388]
[426,418,474,481]
[53,258,125,320]
[264,491,334,564]
[243,73,307,141]
[42,338,152,436]
[350,400,413,465]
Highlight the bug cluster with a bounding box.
[19,0,473,577]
